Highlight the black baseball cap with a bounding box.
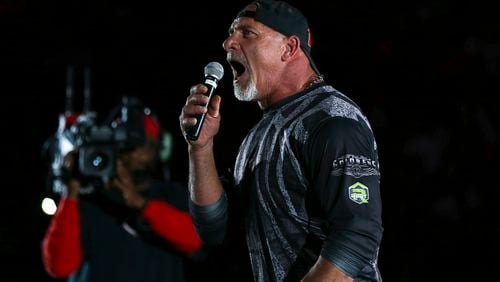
[236,0,321,75]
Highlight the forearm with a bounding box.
[187,144,229,244]
[189,192,228,245]
[188,144,224,205]
[302,256,353,282]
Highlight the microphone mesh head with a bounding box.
[204,62,224,80]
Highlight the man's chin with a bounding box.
[234,82,257,102]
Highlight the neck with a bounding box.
[302,73,324,90]
[258,60,321,109]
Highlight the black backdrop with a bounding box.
[1,0,499,281]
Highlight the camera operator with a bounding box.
[41,97,203,282]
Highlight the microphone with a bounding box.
[185,62,224,141]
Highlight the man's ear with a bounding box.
[282,35,301,61]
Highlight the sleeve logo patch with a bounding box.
[349,182,369,204]
[331,154,380,178]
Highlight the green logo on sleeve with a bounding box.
[349,182,369,204]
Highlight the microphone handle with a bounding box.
[185,76,218,141]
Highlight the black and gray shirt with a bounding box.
[233,83,383,282]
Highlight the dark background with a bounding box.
[1,0,499,281]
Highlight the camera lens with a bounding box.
[89,151,109,171]
[79,146,115,178]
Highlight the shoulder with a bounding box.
[299,86,373,136]
[312,117,371,146]
[314,87,366,121]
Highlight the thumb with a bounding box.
[207,95,222,118]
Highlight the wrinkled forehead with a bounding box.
[228,16,258,35]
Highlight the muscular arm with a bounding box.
[187,143,229,245]
[188,144,224,205]
[304,117,383,280]
[179,84,225,205]
[180,86,229,244]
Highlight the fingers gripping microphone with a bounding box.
[186,62,224,141]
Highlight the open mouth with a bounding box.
[229,60,247,80]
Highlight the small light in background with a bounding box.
[41,197,57,215]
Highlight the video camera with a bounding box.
[42,66,150,195]
[53,111,126,178]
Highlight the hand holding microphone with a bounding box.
[181,62,224,143]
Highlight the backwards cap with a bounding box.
[237,0,320,75]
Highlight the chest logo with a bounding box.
[349,182,369,204]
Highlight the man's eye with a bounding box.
[242,30,253,37]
